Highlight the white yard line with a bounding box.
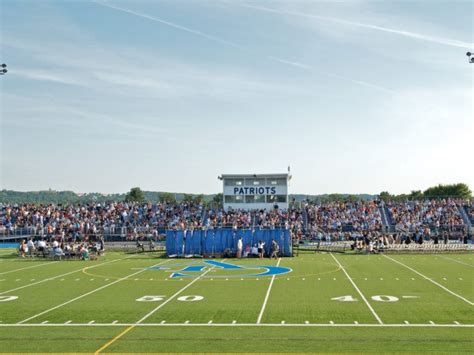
[330,253,383,324]
[438,255,474,268]
[256,258,281,324]
[135,259,225,324]
[383,254,474,306]
[17,259,171,324]
[0,261,59,275]
[0,255,135,296]
[0,323,472,328]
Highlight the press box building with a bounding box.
[219,173,290,211]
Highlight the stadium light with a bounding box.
[0,63,7,75]
[467,52,474,64]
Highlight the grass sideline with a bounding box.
[0,249,472,353]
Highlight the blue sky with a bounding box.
[0,0,473,195]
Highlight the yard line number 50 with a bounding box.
[136,295,204,302]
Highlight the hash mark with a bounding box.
[65,320,72,324]
[112,320,118,324]
[281,321,285,324]
[184,320,190,324]
[208,320,213,324]
[305,321,309,324]
[404,321,410,324]
[329,321,334,324]
[429,321,435,325]
[88,320,95,324]
[41,321,49,324]
[454,321,460,325]
[160,320,166,324]
[232,320,237,324]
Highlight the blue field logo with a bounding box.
[147,260,292,279]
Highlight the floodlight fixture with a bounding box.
[0,63,7,75]
[467,52,474,63]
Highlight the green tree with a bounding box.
[125,187,145,203]
[212,193,223,209]
[379,191,391,202]
[183,194,194,202]
[193,194,205,204]
[159,192,176,203]
[423,183,472,199]
[408,190,424,200]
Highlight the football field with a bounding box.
[0,249,473,353]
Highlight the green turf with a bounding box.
[0,250,473,353]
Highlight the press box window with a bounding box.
[267,178,287,186]
[225,195,244,203]
[245,195,265,203]
[267,195,287,203]
[224,179,243,186]
[245,178,266,186]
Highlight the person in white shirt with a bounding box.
[37,239,47,258]
[27,238,36,257]
[236,237,243,258]
[257,241,265,259]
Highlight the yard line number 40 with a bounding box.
[331,295,400,302]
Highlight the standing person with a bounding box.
[257,240,265,259]
[37,238,47,258]
[19,240,26,258]
[27,238,36,257]
[236,237,243,258]
[270,239,279,259]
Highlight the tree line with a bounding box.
[0,183,471,206]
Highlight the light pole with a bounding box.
[467,52,474,64]
[0,63,7,75]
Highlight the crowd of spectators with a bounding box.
[463,201,474,224]
[386,199,464,232]
[0,199,471,241]
[304,200,382,233]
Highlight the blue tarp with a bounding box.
[165,228,292,257]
